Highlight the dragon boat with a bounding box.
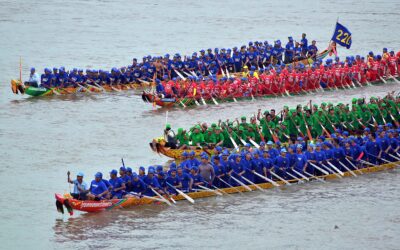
[10,79,151,97]
[149,139,218,160]
[141,75,399,108]
[54,160,399,214]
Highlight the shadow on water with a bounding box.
[53,203,169,242]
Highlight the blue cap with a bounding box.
[156,165,163,171]
[158,171,165,177]
[148,169,155,174]
[110,169,118,175]
[267,141,273,145]
[30,67,35,71]
[245,143,251,147]
[95,172,102,178]
[215,146,222,152]
[297,144,303,149]
[139,166,145,171]
[126,167,132,173]
[260,141,265,146]
[190,151,195,156]
[120,166,126,172]
[170,162,176,169]
[132,172,138,178]
[77,172,84,177]
[201,155,209,160]
[281,148,287,153]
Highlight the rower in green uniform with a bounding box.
[190,125,205,146]
[176,128,189,149]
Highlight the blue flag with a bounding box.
[331,22,352,49]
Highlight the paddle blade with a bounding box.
[63,199,74,216]
[56,200,64,214]
[141,92,148,102]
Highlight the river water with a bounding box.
[0,0,399,249]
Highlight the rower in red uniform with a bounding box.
[396,50,400,75]
[387,51,398,76]
[358,56,368,84]
[333,62,343,87]
[369,57,379,81]
[376,55,386,77]
[164,78,174,98]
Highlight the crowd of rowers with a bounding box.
[25,33,320,88]
[24,33,399,91]
[68,96,400,201]
[162,94,399,148]
[153,49,400,99]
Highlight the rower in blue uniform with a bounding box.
[273,148,289,179]
[190,167,206,190]
[212,157,226,188]
[143,168,161,196]
[87,172,109,200]
[130,172,147,196]
[229,154,245,186]
[176,166,193,192]
[165,168,182,195]
[109,169,126,199]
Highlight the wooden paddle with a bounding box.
[270,171,291,186]
[253,171,279,187]
[217,177,244,194]
[151,187,172,206]
[230,175,252,192]
[198,185,223,196]
[166,183,194,204]
[241,176,265,192]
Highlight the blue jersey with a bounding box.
[191,173,205,186]
[165,175,181,193]
[90,180,108,196]
[377,137,390,151]
[188,158,201,168]
[261,157,273,171]
[131,179,147,194]
[285,42,295,60]
[295,153,307,171]
[268,148,280,159]
[143,175,160,188]
[287,153,297,168]
[41,73,53,87]
[333,147,345,160]
[301,38,308,52]
[314,150,326,163]
[177,173,192,190]
[307,45,318,57]
[241,158,255,182]
[273,155,289,172]
[365,140,381,158]
[109,177,125,198]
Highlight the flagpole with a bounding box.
[19,56,22,82]
[327,17,339,55]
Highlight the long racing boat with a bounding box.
[141,75,399,108]
[54,161,399,214]
[10,79,151,97]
